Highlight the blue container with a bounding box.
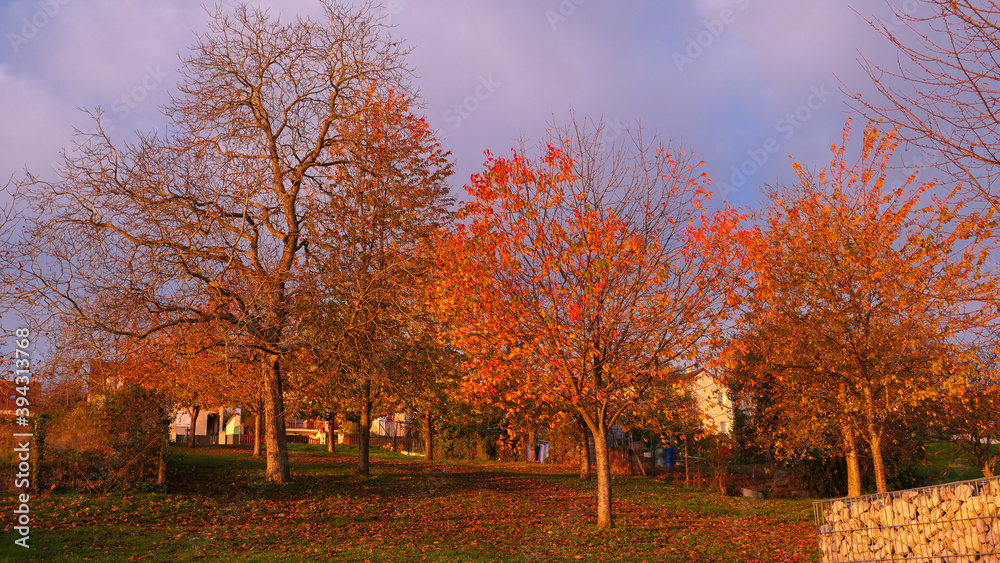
[664,447,678,468]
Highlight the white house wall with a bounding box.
[172,410,209,435]
[689,372,734,435]
[371,413,412,437]
[225,410,243,434]
[171,408,243,438]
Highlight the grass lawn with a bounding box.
[0,444,820,562]
[919,442,992,484]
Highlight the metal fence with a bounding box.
[813,476,1000,562]
[173,432,326,446]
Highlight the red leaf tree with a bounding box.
[440,116,742,528]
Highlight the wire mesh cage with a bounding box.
[813,476,1000,562]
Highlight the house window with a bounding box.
[720,421,727,434]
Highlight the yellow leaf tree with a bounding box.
[732,122,995,495]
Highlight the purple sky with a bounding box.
[0,0,928,210]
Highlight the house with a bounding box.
[335,413,415,447]
[78,358,345,445]
[170,408,245,445]
[369,413,413,440]
[170,408,332,445]
[686,368,735,435]
[649,367,735,436]
[0,378,40,417]
[169,408,423,446]
[286,417,328,444]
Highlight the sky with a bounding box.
[0,0,931,212]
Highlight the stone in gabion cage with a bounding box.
[814,476,1000,562]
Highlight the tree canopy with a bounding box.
[439,115,743,527]
[728,122,996,495]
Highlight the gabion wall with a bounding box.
[814,476,1000,562]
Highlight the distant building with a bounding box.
[170,408,246,445]
[685,368,734,435]
[0,379,40,417]
[168,410,413,446]
[647,367,735,436]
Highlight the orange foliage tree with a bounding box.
[730,122,995,495]
[380,320,466,462]
[439,116,743,528]
[117,326,259,450]
[939,349,1000,477]
[298,96,451,473]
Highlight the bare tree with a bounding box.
[858,1,1000,202]
[0,185,22,314]
[19,1,440,482]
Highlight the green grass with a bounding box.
[0,445,820,562]
[919,442,991,484]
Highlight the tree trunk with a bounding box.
[326,417,334,453]
[526,427,537,462]
[218,406,227,445]
[253,403,263,457]
[157,428,167,485]
[423,410,434,461]
[983,461,995,478]
[262,354,290,482]
[591,425,614,528]
[839,384,861,497]
[358,378,371,476]
[842,421,861,497]
[578,417,592,481]
[187,406,200,449]
[862,387,886,494]
[869,429,887,494]
[684,435,690,488]
[392,421,398,453]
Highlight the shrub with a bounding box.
[41,383,170,491]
